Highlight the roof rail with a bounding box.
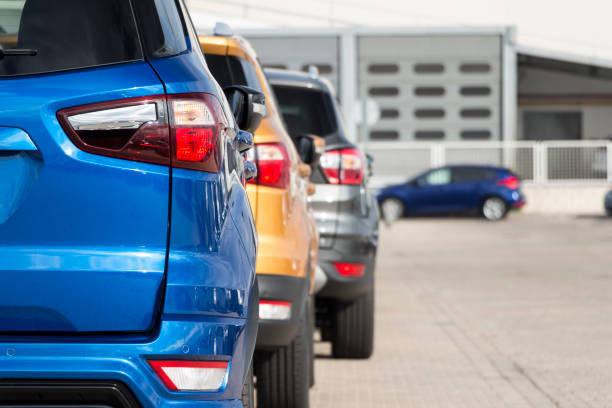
[213,22,233,37]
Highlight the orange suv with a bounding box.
[201,25,319,408]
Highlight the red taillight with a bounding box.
[496,175,520,190]
[148,360,229,392]
[320,148,365,185]
[169,94,226,173]
[57,93,227,173]
[249,142,290,189]
[333,262,365,278]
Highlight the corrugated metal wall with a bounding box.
[358,35,502,143]
[247,36,340,92]
[247,32,503,145]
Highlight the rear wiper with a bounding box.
[0,46,37,60]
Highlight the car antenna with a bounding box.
[307,65,319,78]
[213,22,233,37]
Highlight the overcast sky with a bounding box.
[188,0,612,62]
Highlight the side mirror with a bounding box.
[224,85,267,134]
[294,134,322,168]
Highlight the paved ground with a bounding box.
[311,214,612,408]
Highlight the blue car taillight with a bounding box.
[57,93,228,173]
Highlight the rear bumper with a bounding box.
[316,234,376,302]
[0,314,255,408]
[256,274,308,348]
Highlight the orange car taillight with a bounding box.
[248,142,290,188]
[148,360,230,392]
[58,93,227,173]
[320,147,365,185]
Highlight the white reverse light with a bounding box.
[148,360,229,392]
[259,300,292,320]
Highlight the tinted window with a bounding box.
[0,0,142,77]
[273,86,338,137]
[205,54,263,92]
[422,168,451,185]
[133,0,188,58]
[452,168,487,182]
[206,54,233,88]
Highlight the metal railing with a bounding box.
[361,140,612,188]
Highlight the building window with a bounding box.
[264,64,288,70]
[380,108,400,119]
[460,63,491,73]
[369,87,399,96]
[461,108,491,118]
[415,130,445,140]
[302,63,333,74]
[368,63,399,74]
[414,109,445,119]
[461,130,492,140]
[370,130,399,140]
[460,86,491,96]
[414,86,445,96]
[522,112,582,140]
[414,63,444,74]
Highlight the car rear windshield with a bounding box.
[205,54,263,92]
[272,85,338,138]
[0,0,142,77]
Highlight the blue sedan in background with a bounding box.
[377,165,525,222]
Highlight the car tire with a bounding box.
[481,196,507,221]
[381,198,404,224]
[331,288,374,359]
[255,313,310,408]
[241,360,254,408]
[606,208,612,217]
[307,296,316,388]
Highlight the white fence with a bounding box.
[362,140,612,188]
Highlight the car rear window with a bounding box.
[272,85,338,137]
[205,53,263,92]
[0,0,143,77]
[133,0,189,59]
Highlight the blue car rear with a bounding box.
[378,165,525,221]
[0,1,256,406]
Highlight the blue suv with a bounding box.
[378,165,525,221]
[0,1,260,406]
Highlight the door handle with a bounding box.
[0,127,37,151]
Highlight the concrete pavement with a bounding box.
[311,214,612,407]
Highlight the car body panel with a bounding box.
[377,165,525,216]
[0,1,257,405]
[200,35,314,289]
[267,69,379,302]
[0,61,168,333]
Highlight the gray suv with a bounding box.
[267,69,379,359]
